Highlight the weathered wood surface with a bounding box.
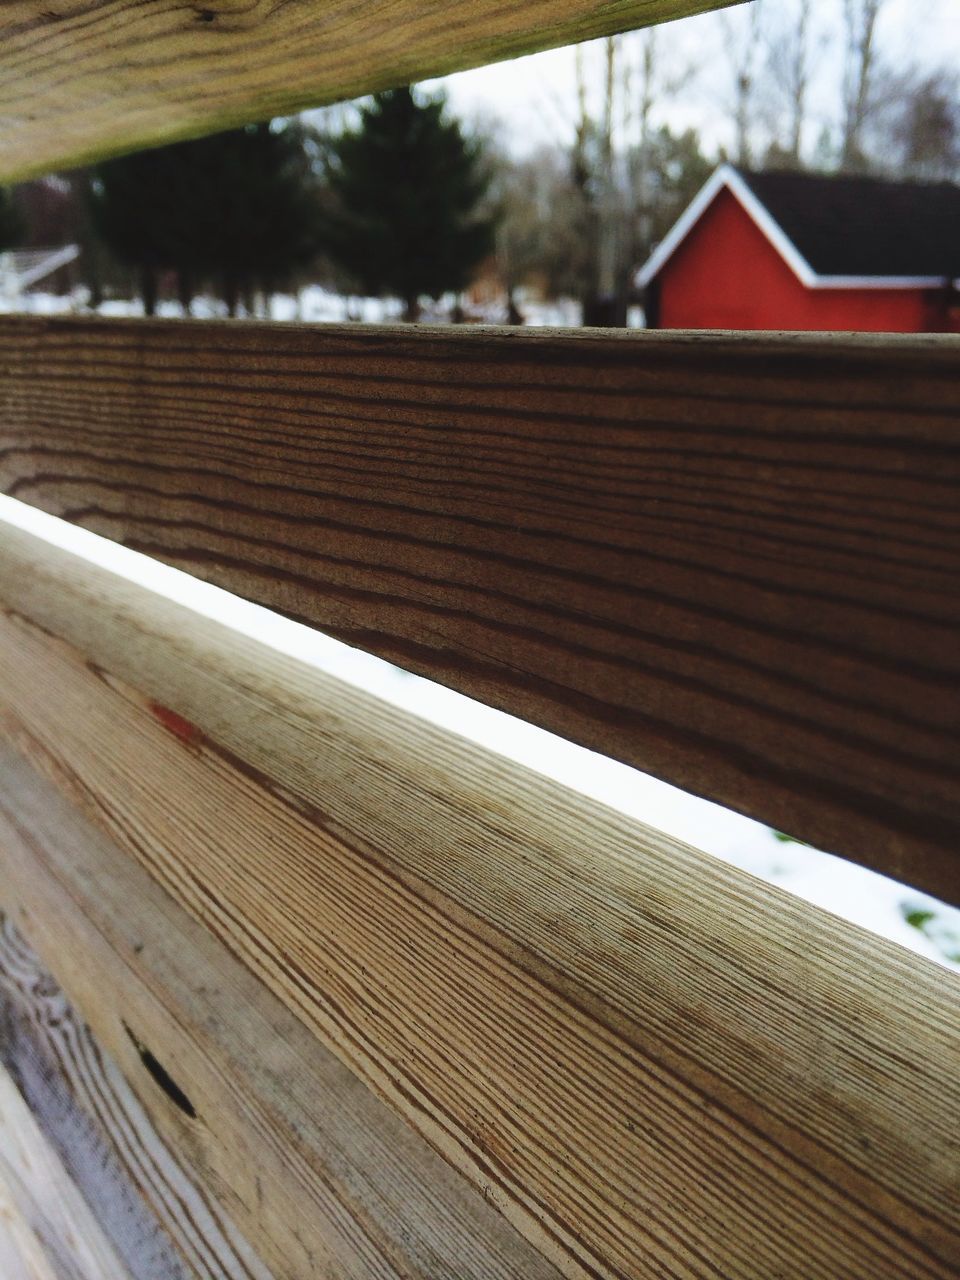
[0,1061,131,1280]
[0,1173,64,1280]
[0,762,565,1280]
[0,0,735,181]
[1,318,958,899]
[0,534,957,1280]
[0,917,273,1280]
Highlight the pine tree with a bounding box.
[88,146,182,314]
[89,122,319,316]
[0,187,24,253]
[321,88,495,321]
[175,122,320,315]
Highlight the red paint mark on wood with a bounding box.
[149,702,201,746]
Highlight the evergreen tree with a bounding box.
[89,122,319,315]
[176,122,320,314]
[321,88,495,321]
[0,186,24,253]
[88,146,182,314]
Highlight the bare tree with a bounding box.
[866,64,960,181]
[895,68,960,181]
[595,36,622,306]
[840,0,884,171]
[484,143,589,317]
[571,43,600,311]
[624,29,697,251]
[765,0,815,164]
[720,1,765,167]
[630,30,659,253]
[535,29,707,322]
[570,37,629,324]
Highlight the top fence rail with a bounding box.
[0,0,738,182]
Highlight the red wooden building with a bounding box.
[636,165,960,332]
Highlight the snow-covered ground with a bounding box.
[0,286,598,328]
[1,494,957,972]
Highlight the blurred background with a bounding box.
[1,0,957,328]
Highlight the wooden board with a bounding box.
[0,1175,64,1280]
[0,919,270,1280]
[0,0,735,181]
[0,764,564,1280]
[1,317,958,898]
[0,1066,132,1280]
[0,541,957,1279]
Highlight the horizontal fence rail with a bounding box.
[0,519,957,1279]
[0,760,561,1280]
[0,0,736,181]
[1,318,958,899]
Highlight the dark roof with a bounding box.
[737,169,960,279]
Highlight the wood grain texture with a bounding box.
[1,316,958,898]
[0,0,735,181]
[0,1175,62,1280]
[0,918,273,1280]
[0,530,957,1279]
[0,1064,131,1280]
[0,758,565,1280]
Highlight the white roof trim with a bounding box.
[634,166,950,291]
[722,167,818,284]
[634,166,732,289]
[805,273,946,289]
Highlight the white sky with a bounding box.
[425,0,960,157]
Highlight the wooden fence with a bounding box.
[0,2,957,1278]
